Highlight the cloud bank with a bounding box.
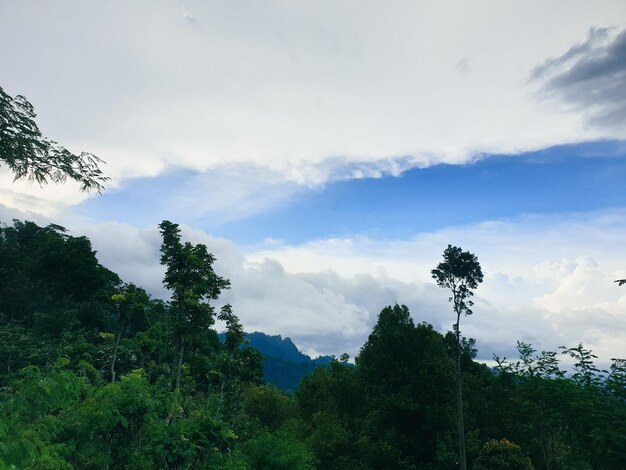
[3,200,625,364]
[2,1,625,214]
[52,209,625,364]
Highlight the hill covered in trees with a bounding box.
[1,219,625,469]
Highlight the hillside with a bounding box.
[1,219,625,469]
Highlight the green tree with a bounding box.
[0,86,108,192]
[560,343,605,388]
[297,360,365,469]
[158,220,230,391]
[606,358,626,400]
[355,305,457,468]
[474,439,534,470]
[67,370,157,468]
[0,220,121,373]
[109,284,151,382]
[432,245,483,470]
[242,385,299,432]
[213,304,263,418]
[238,429,314,470]
[0,359,87,469]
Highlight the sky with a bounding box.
[2,0,626,364]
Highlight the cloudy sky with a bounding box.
[2,0,626,363]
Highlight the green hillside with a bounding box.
[1,219,625,469]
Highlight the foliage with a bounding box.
[474,439,534,470]
[158,220,231,390]
[238,430,314,470]
[432,245,483,470]
[431,244,484,319]
[2,220,626,469]
[0,86,108,192]
[242,385,299,431]
[560,343,606,388]
[295,305,459,469]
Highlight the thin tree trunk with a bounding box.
[217,376,226,417]
[166,335,186,425]
[456,311,467,470]
[174,338,185,391]
[111,327,123,383]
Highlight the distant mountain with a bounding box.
[219,331,333,393]
[244,331,333,365]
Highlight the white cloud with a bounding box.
[248,209,626,362]
[1,1,625,214]
[4,202,625,364]
[1,0,624,370]
[0,201,50,226]
[142,166,304,225]
[75,221,374,356]
[1,207,598,365]
[0,168,95,216]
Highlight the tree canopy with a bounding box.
[1,220,625,469]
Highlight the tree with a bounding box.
[0,220,120,332]
[214,304,263,417]
[158,220,230,391]
[109,284,151,382]
[432,245,483,470]
[474,439,533,470]
[0,86,108,192]
[356,305,457,467]
[560,343,605,388]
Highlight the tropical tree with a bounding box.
[560,343,606,388]
[432,245,483,470]
[158,220,230,391]
[356,305,457,467]
[0,86,108,192]
[109,284,151,382]
[213,304,263,417]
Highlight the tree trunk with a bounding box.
[174,337,185,391]
[455,310,467,470]
[217,375,226,417]
[110,327,123,383]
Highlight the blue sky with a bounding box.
[2,1,626,361]
[215,141,626,244]
[78,140,626,245]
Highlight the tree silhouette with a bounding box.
[432,245,483,470]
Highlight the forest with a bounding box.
[1,218,625,469]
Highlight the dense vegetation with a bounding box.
[1,219,625,469]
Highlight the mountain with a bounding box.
[220,331,334,393]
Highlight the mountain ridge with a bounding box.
[219,331,334,392]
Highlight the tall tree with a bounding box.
[109,284,150,382]
[0,86,108,192]
[356,305,456,467]
[432,245,483,470]
[158,220,230,390]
